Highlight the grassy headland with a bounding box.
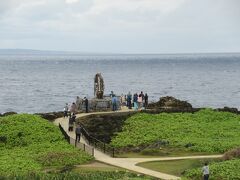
[0,114,93,176]
[111,109,240,153]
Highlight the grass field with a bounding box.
[137,158,219,177]
[0,114,153,180]
[111,109,240,153]
[0,114,93,176]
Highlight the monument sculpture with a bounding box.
[76,73,119,112]
[94,73,104,99]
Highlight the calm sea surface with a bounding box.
[0,53,240,113]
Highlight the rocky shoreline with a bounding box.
[1,96,239,120]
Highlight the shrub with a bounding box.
[223,147,240,160]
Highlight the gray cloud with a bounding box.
[0,0,239,53]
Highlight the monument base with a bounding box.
[77,96,121,112]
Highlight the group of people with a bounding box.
[64,97,89,118]
[126,91,148,110]
[63,103,83,143]
[76,96,89,113]
[63,102,77,118]
[110,91,148,111]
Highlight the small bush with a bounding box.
[223,147,240,160]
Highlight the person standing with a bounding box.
[127,92,132,109]
[75,124,82,143]
[110,91,114,98]
[144,93,148,109]
[133,93,138,110]
[112,95,117,111]
[63,103,69,118]
[70,102,77,114]
[72,113,76,123]
[202,163,210,180]
[138,93,143,109]
[84,97,89,113]
[76,96,81,110]
[68,114,74,131]
[120,94,126,106]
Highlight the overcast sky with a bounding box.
[0,0,239,53]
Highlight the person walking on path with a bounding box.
[75,124,82,143]
[127,92,132,109]
[68,114,74,131]
[72,113,76,123]
[70,102,77,114]
[63,103,69,118]
[144,93,148,109]
[84,97,89,113]
[202,163,210,180]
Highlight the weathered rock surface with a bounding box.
[77,112,136,143]
[0,112,17,117]
[36,111,64,121]
[148,96,193,111]
[217,107,239,114]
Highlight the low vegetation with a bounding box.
[137,158,218,177]
[111,109,240,153]
[184,158,240,179]
[0,114,93,176]
[0,171,153,180]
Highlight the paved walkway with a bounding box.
[54,110,222,180]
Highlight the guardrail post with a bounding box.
[83,144,86,151]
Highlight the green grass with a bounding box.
[137,158,219,177]
[184,159,240,180]
[0,171,154,180]
[111,109,240,153]
[116,147,214,158]
[0,114,93,176]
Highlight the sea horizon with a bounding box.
[0,52,240,113]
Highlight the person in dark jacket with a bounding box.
[63,103,69,118]
[72,113,76,123]
[144,93,148,109]
[75,124,82,143]
[133,93,138,110]
[68,114,74,131]
[84,97,89,113]
[127,92,132,109]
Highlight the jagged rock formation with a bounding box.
[148,96,193,110]
[76,112,136,143]
[217,107,239,114]
[35,111,64,121]
[0,112,17,117]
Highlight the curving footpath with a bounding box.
[54,110,222,180]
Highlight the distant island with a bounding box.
[0,49,111,56]
[1,49,240,56]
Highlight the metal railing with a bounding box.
[80,125,115,157]
[59,123,94,156]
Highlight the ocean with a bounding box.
[0,53,240,113]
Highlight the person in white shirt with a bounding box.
[202,163,209,180]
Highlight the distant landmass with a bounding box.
[0,49,107,55]
[0,49,239,56]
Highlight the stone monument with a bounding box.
[76,73,120,112]
[94,73,104,99]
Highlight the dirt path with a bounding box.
[54,110,222,180]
